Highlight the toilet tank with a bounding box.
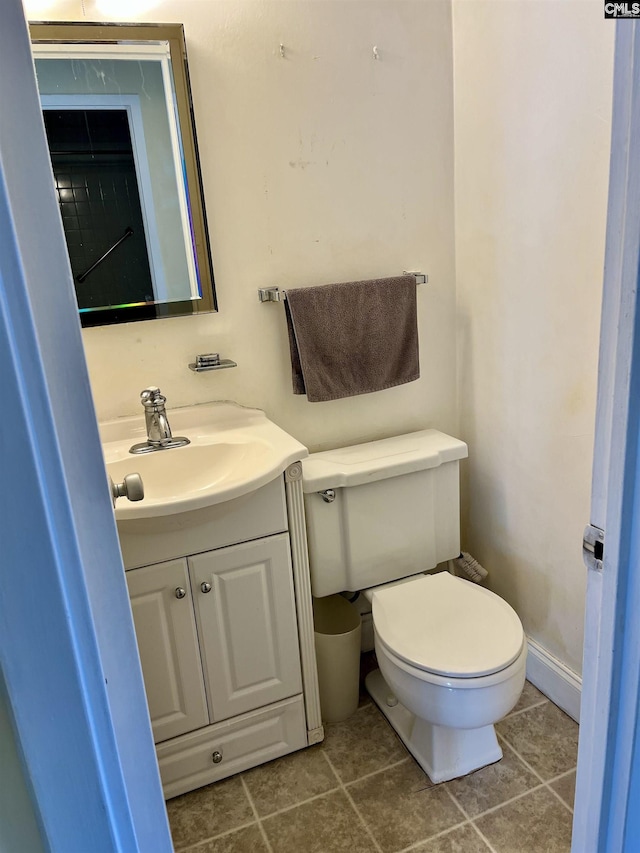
[302,430,468,598]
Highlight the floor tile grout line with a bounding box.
[497,735,554,790]
[464,780,551,820]
[321,750,385,853]
[441,782,500,852]
[393,817,472,853]
[422,750,545,850]
[546,765,577,812]
[501,698,549,721]
[400,771,572,853]
[389,790,500,853]
[321,747,347,786]
[441,768,502,853]
[496,732,549,785]
[464,782,573,848]
[469,820,501,853]
[448,764,573,822]
[443,783,473,824]
[328,747,476,853]
[498,700,579,780]
[251,784,341,822]
[443,785,472,822]
[443,781,478,824]
[500,727,578,782]
[548,766,578,783]
[177,818,258,852]
[342,756,413,788]
[240,776,274,853]
[545,780,575,815]
[497,726,578,815]
[502,736,577,815]
[342,784,386,853]
[547,766,576,794]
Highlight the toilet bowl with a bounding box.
[365,572,526,782]
[302,429,527,783]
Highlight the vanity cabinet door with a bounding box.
[126,559,209,743]
[190,534,303,722]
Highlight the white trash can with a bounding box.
[313,595,362,723]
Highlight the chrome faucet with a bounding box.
[141,387,172,444]
[129,386,190,454]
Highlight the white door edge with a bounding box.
[574,20,640,853]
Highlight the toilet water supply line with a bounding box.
[451,552,488,583]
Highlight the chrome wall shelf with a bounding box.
[189,353,237,372]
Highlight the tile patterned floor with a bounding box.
[166,669,577,853]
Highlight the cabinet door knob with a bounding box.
[110,473,145,506]
[175,587,186,599]
[212,750,223,764]
[201,582,212,594]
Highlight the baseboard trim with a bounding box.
[526,637,581,722]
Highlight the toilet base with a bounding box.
[365,669,503,783]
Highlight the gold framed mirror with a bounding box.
[30,22,216,327]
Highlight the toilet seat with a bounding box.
[371,572,524,679]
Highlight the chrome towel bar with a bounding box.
[257,271,427,303]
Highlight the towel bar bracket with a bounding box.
[257,272,427,303]
[258,287,283,303]
[403,270,428,285]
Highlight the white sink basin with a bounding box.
[100,402,307,519]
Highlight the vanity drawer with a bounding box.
[118,476,289,569]
[157,694,307,799]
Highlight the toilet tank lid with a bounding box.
[301,430,468,493]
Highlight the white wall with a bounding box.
[30,0,457,452]
[452,0,614,674]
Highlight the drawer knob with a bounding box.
[212,750,223,764]
[175,587,186,599]
[201,582,212,594]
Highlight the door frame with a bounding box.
[0,3,173,849]
[573,19,640,853]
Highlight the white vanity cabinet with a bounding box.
[190,534,302,721]
[118,469,323,799]
[125,558,209,743]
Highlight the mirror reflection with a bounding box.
[30,23,216,326]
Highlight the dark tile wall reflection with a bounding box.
[44,109,154,311]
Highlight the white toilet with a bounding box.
[302,429,526,784]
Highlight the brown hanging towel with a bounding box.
[284,275,419,402]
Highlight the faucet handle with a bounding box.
[140,386,165,407]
